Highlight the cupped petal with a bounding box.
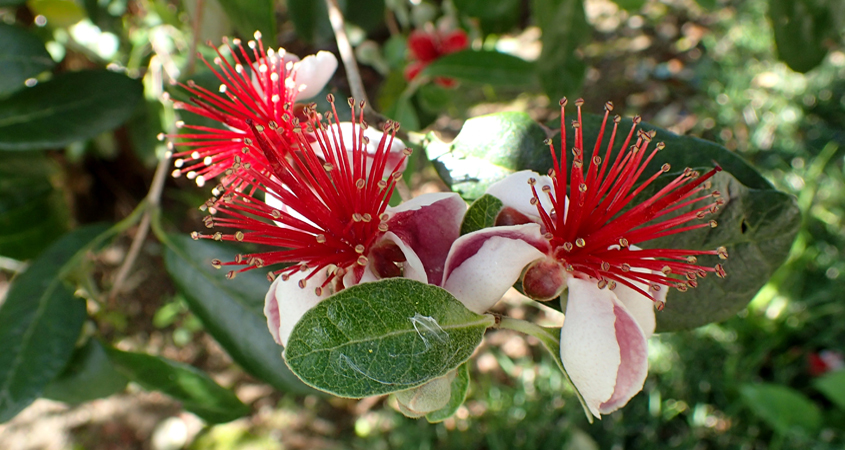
[386,192,466,285]
[487,170,557,220]
[442,224,549,313]
[613,281,659,339]
[293,51,338,100]
[264,269,329,347]
[560,277,649,418]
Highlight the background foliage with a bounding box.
[1,0,844,448]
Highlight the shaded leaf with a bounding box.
[43,339,128,404]
[813,370,845,411]
[0,23,55,97]
[106,347,250,423]
[453,0,522,34]
[425,363,470,423]
[532,0,588,99]
[0,70,143,151]
[422,50,535,87]
[163,234,313,394]
[285,278,495,398]
[460,194,504,236]
[213,0,274,45]
[739,383,821,435]
[0,153,69,260]
[768,0,836,73]
[0,224,107,423]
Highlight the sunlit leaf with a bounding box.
[285,278,495,398]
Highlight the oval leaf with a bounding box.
[739,383,821,435]
[0,23,55,96]
[460,194,504,235]
[42,339,128,404]
[285,278,495,398]
[0,224,107,423]
[105,347,250,424]
[162,234,313,394]
[813,370,845,411]
[0,70,143,151]
[533,0,588,99]
[421,50,536,87]
[0,153,69,260]
[768,0,835,73]
[213,0,275,45]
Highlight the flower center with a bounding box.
[529,98,728,304]
[193,95,411,294]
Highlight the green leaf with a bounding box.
[0,153,69,260]
[460,194,504,235]
[739,383,821,435]
[162,234,313,394]
[106,347,250,423]
[42,339,128,404]
[532,0,588,99]
[213,0,275,45]
[384,95,420,132]
[453,0,521,34]
[421,50,536,87]
[0,224,107,423]
[26,0,87,28]
[425,363,470,423]
[0,0,26,7]
[427,111,799,330]
[0,70,143,151]
[285,278,495,398]
[608,0,646,11]
[425,111,548,200]
[813,370,845,411]
[287,0,382,43]
[0,24,55,97]
[768,0,836,73]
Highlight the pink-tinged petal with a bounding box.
[487,170,557,220]
[379,231,427,283]
[386,192,466,285]
[613,280,659,339]
[311,122,409,176]
[561,277,648,418]
[294,51,338,100]
[442,224,549,313]
[264,269,329,347]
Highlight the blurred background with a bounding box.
[1,0,844,448]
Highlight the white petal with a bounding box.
[310,122,408,176]
[561,277,649,418]
[487,170,557,220]
[264,269,329,347]
[442,224,547,313]
[294,51,338,100]
[613,281,658,339]
[378,231,427,283]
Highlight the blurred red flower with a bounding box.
[404,28,469,88]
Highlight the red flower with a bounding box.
[404,28,469,88]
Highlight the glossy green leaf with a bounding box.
[106,347,250,423]
[0,224,107,423]
[425,363,470,423]
[532,0,588,99]
[421,50,536,87]
[26,0,86,28]
[0,70,143,151]
[42,339,128,404]
[285,278,495,398]
[425,111,548,200]
[162,234,313,394]
[813,370,845,411]
[768,0,838,73]
[0,153,69,260]
[426,111,799,330]
[460,194,504,236]
[739,383,821,435]
[0,24,55,97]
[213,0,274,45]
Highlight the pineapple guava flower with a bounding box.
[441,99,728,417]
[167,31,340,187]
[191,96,465,346]
[404,28,469,88]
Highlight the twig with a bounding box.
[185,0,206,76]
[324,0,369,107]
[108,150,171,301]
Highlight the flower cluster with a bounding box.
[173,35,727,420]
